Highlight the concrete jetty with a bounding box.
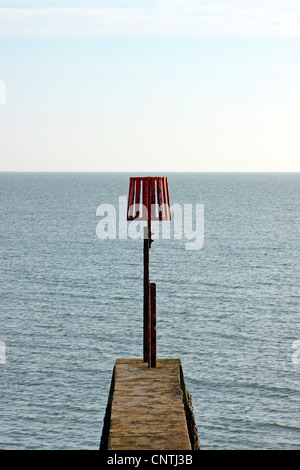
[100,358,199,450]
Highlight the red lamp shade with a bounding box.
[127,177,171,221]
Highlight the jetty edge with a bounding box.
[100,358,199,450]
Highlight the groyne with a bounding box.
[100,358,199,450]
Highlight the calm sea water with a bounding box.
[0,172,299,450]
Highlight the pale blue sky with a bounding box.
[0,1,300,171]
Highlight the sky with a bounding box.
[0,1,300,172]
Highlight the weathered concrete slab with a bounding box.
[100,358,199,450]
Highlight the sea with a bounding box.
[0,172,299,450]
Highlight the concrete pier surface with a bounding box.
[100,358,199,450]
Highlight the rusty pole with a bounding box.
[143,179,154,367]
[143,225,150,364]
[150,282,157,367]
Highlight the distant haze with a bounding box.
[0,1,300,172]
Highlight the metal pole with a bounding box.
[143,178,153,367]
[150,282,157,368]
[143,226,150,363]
